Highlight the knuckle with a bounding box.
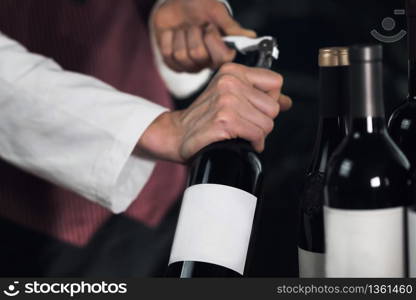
[173,49,188,62]
[215,109,235,126]
[219,62,239,74]
[216,74,240,92]
[274,73,284,88]
[217,93,238,107]
[269,103,280,118]
[190,47,207,60]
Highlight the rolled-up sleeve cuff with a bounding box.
[92,101,168,213]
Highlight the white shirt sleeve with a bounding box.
[0,31,168,214]
[150,0,232,98]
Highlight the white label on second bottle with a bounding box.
[298,247,325,278]
[324,206,405,278]
[409,208,416,278]
[169,184,257,275]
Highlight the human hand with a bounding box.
[136,63,292,162]
[152,0,257,72]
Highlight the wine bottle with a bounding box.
[324,45,411,278]
[166,38,277,277]
[298,47,349,278]
[388,0,416,277]
[389,0,416,170]
[410,196,416,277]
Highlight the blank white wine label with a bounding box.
[409,209,416,278]
[298,247,325,278]
[324,206,405,278]
[169,184,257,275]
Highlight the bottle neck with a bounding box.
[408,15,416,100]
[349,60,385,119]
[309,66,348,173]
[319,66,348,118]
[350,117,387,135]
[310,117,345,172]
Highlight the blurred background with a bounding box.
[222,0,408,276]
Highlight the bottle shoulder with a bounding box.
[196,140,258,156]
[327,134,410,186]
[390,100,416,118]
[325,133,411,209]
[194,140,262,168]
[188,140,263,195]
[388,101,416,165]
[309,136,344,173]
[300,171,325,212]
[308,119,346,173]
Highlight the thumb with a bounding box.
[210,7,256,38]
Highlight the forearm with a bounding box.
[0,31,167,213]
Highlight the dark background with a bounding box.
[224,0,408,276]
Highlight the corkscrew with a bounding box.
[222,35,279,69]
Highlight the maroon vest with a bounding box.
[0,0,186,246]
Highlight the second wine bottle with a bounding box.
[298,47,349,277]
[388,0,416,278]
[324,44,411,277]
